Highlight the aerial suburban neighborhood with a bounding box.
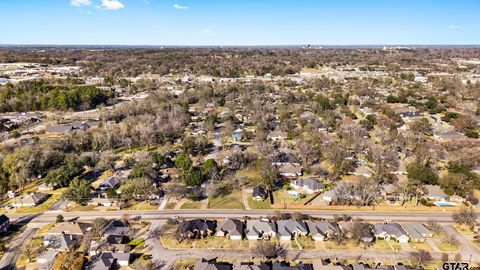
[1,0,480,270]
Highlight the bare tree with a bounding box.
[452,207,478,226]
[253,241,287,259]
[90,218,109,238]
[442,233,459,246]
[350,221,374,245]
[409,250,432,267]
[331,228,346,246]
[426,220,445,235]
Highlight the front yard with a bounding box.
[324,240,367,250]
[208,191,245,209]
[438,242,459,251]
[14,193,62,214]
[247,197,271,209]
[409,241,432,251]
[180,201,202,209]
[271,190,315,208]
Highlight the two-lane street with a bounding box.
[6,208,457,224]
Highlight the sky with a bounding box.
[0,0,479,45]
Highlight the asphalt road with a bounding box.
[6,208,456,224]
[1,209,477,268]
[0,228,38,270]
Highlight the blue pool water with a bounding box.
[434,201,457,207]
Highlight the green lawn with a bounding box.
[14,193,62,214]
[454,224,474,235]
[208,191,245,209]
[36,223,55,235]
[374,240,392,251]
[180,201,202,209]
[391,242,402,251]
[438,242,459,251]
[247,197,271,209]
[124,201,159,210]
[271,190,314,207]
[324,240,365,250]
[295,237,316,249]
[409,241,432,251]
[161,235,249,249]
[174,258,197,270]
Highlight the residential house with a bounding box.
[245,219,277,240]
[194,259,232,270]
[351,165,373,178]
[339,221,373,243]
[216,219,244,240]
[382,184,398,203]
[177,219,216,240]
[305,221,339,241]
[268,129,288,141]
[276,220,308,240]
[351,263,376,270]
[373,223,410,243]
[272,262,313,270]
[272,152,300,166]
[232,128,244,141]
[402,223,433,243]
[45,124,74,135]
[71,121,99,130]
[43,222,90,250]
[88,197,119,207]
[322,188,337,203]
[252,186,268,201]
[89,235,132,256]
[424,185,448,201]
[278,163,302,178]
[291,177,325,194]
[37,183,55,191]
[88,252,131,270]
[47,222,91,235]
[233,262,270,270]
[314,265,351,270]
[99,176,120,191]
[43,233,80,251]
[0,214,10,233]
[103,220,132,238]
[11,192,49,207]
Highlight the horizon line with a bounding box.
[1,44,480,48]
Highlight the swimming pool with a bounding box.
[434,201,457,207]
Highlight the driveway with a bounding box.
[242,189,252,210]
[0,227,38,270]
[444,225,480,263]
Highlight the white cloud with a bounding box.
[201,29,215,37]
[102,0,125,10]
[71,0,92,7]
[173,3,189,10]
[448,24,459,29]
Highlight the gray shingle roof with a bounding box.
[245,220,276,237]
[276,220,308,237]
[306,221,339,237]
[217,219,244,236]
[293,177,325,191]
